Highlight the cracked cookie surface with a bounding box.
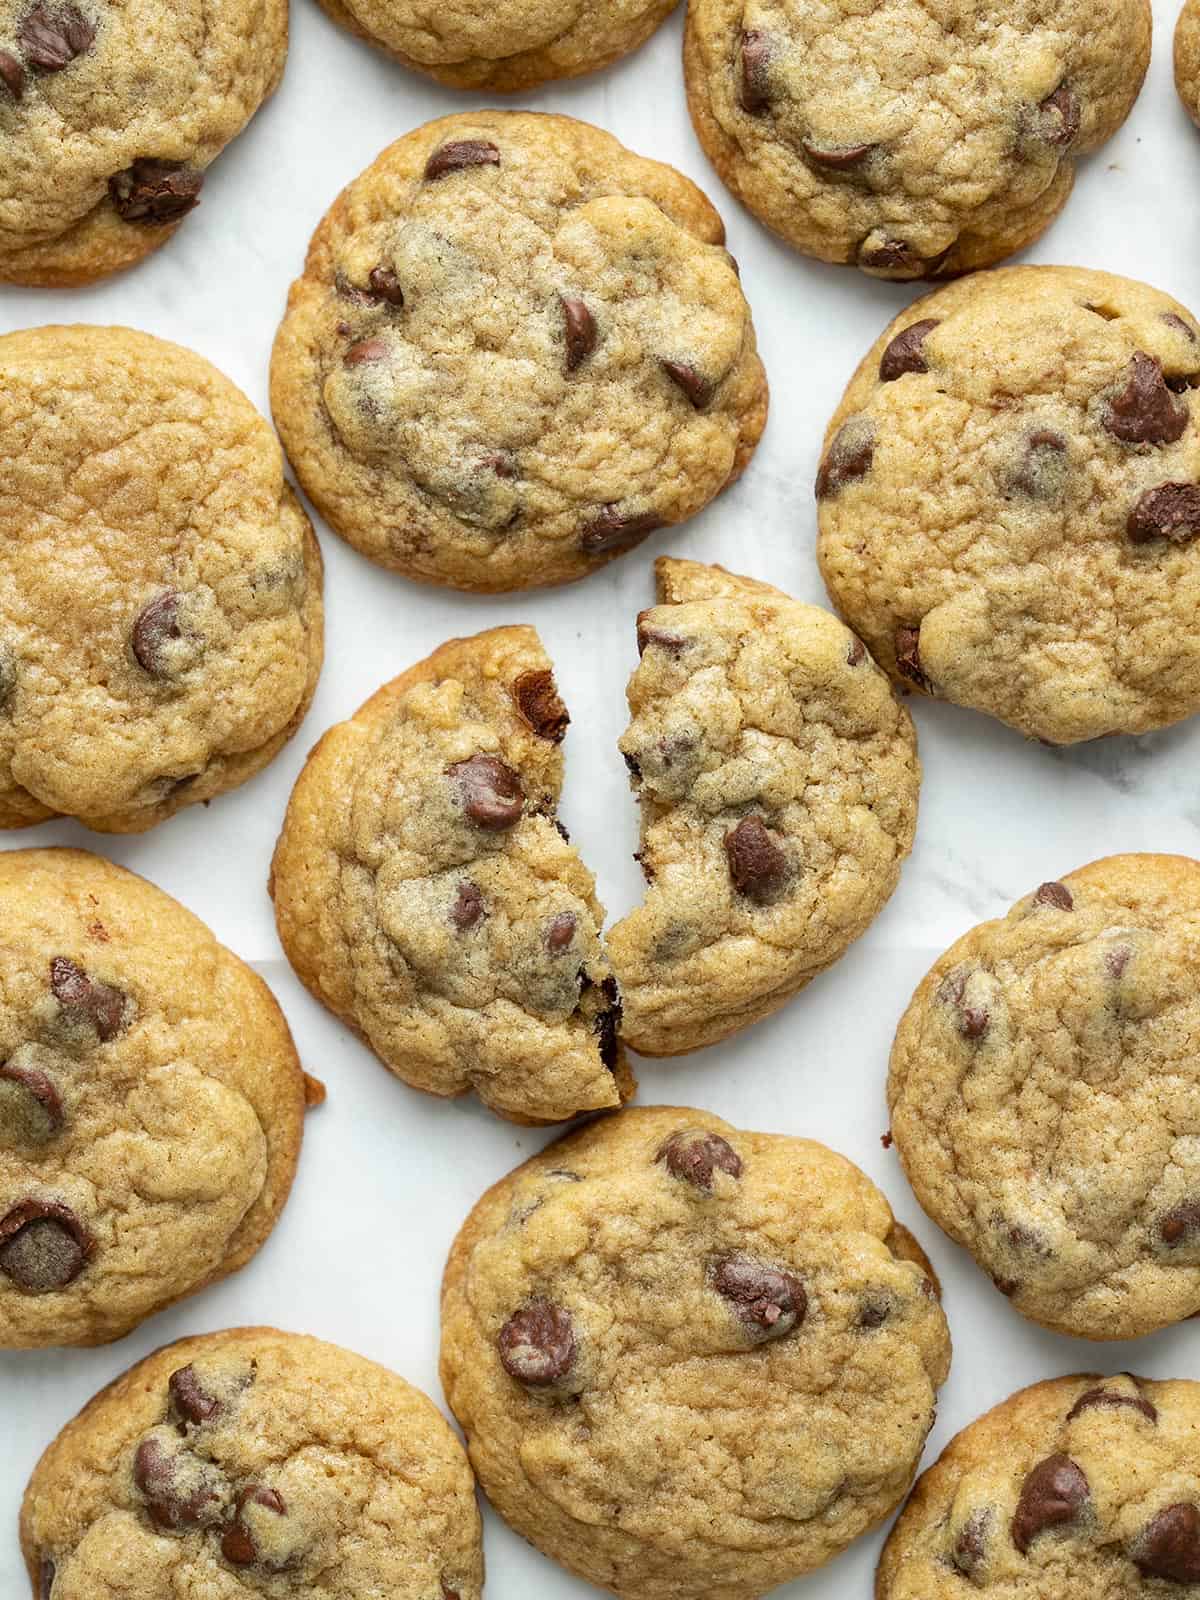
[817,266,1200,745]
[0,849,308,1348]
[608,558,919,1056]
[0,0,286,285]
[1177,0,1200,126]
[879,1373,1200,1598]
[270,111,767,593]
[684,0,1149,279]
[271,625,633,1125]
[21,1326,483,1597]
[315,0,678,90]
[441,1104,950,1600]
[0,325,323,834]
[890,854,1200,1342]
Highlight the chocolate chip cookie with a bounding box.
[0,848,312,1348]
[0,0,287,286]
[0,325,323,833]
[890,853,1200,1342]
[441,1105,950,1600]
[817,266,1200,745]
[270,111,768,593]
[21,1326,483,1597]
[1177,0,1200,125]
[315,0,677,90]
[608,558,919,1056]
[270,625,633,1124]
[684,0,1149,279]
[879,1373,1200,1597]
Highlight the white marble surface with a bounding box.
[2,1,1200,1593]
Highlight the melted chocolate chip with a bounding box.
[1105,944,1133,979]
[1011,1454,1088,1553]
[18,4,93,70]
[1160,1200,1200,1246]
[448,754,524,831]
[498,1300,576,1386]
[221,1486,287,1566]
[661,359,713,408]
[344,337,388,367]
[858,238,944,273]
[895,624,930,690]
[168,1365,221,1427]
[512,668,569,742]
[712,1255,806,1341]
[879,319,940,382]
[109,160,203,223]
[657,1128,742,1190]
[724,815,789,903]
[1164,312,1199,343]
[636,612,688,655]
[1066,1386,1157,1424]
[1105,353,1188,445]
[857,1299,890,1329]
[38,1558,54,1599]
[367,265,404,306]
[1134,1503,1200,1582]
[816,418,875,497]
[938,970,989,1040]
[846,635,867,666]
[133,1434,222,1532]
[0,1201,92,1292]
[953,1508,993,1576]
[802,139,876,170]
[424,140,500,181]
[593,976,621,1070]
[739,29,772,113]
[561,297,596,373]
[131,591,182,675]
[1034,881,1074,911]
[0,49,25,97]
[580,505,663,554]
[1010,429,1068,498]
[49,956,126,1040]
[450,880,485,932]
[1128,482,1200,545]
[1039,84,1081,146]
[0,1054,63,1135]
[546,912,576,953]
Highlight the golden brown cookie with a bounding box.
[0,325,323,833]
[0,849,311,1348]
[608,558,920,1055]
[21,1326,483,1597]
[441,1105,950,1600]
[270,626,633,1125]
[270,111,767,593]
[684,0,1150,278]
[0,0,288,286]
[1177,0,1200,124]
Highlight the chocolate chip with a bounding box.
[1134,1503,1200,1582]
[623,751,642,781]
[0,1200,92,1291]
[1011,1454,1088,1553]
[657,1128,742,1190]
[512,668,568,742]
[858,238,932,273]
[133,1434,223,1532]
[442,1584,460,1600]
[131,591,182,676]
[18,4,93,70]
[937,970,989,1040]
[367,265,404,306]
[0,1053,63,1135]
[1039,84,1080,146]
[546,912,577,954]
[712,1255,806,1341]
[424,139,500,181]
[724,815,789,903]
[1010,429,1069,498]
[552,818,570,842]
[1034,881,1074,910]
[498,1300,576,1386]
[846,635,867,665]
[1164,312,1199,343]
[1160,1200,1200,1246]
[857,1299,890,1329]
[593,976,621,1070]
[450,880,485,932]
[0,49,25,97]
[952,1508,993,1577]
[636,612,688,656]
[168,1365,221,1427]
[344,337,388,367]
[802,139,876,170]
[816,418,875,497]
[580,504,663,554]
[38,1558,54,1599]
[561,297,596,373]
[879,319,940,382]
[739,29,772,113]
[221,1486,287,1567]
[1105,944,1133,979]
[959,1005,989,1040]
[109,160,203,223]
[895,624,930,690]
[1066,1386,1157,1423]
[661,359,713,408]
[1128,482,1200,545]
[448,754,524,831]
[50,956,126,1040]
[1105,353,1189,444]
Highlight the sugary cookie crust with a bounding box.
[890,854,1200,1341]
[608,558,919,1055]
[270,111,768,593]
[684,0,1149,278]
[441,1105,950,1600]
[0,850,307,1348]
[21,1327,483,1598]
[817,266,1200,745]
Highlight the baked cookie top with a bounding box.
[316,0,678,91]
[890,854,1200,1342]
[0,325,323,834]
[0,0,287,286]
[441,1105,950,1600]
[271,625,632,1125]
[816,266,1200,745]
[1177,0,1200,126]
[0,849,307,1348]
[270,111,767,593]
[21,1327,483,1598]
[608,558,919,1056]
[879,1373,1200,1597]
[684,0,1149,278]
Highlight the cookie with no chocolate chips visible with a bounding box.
[817,266,1200,745]
[441,1105,950,1600]
[21,1327,482,1598]
[270,111,768,593]
[608,557,919,1056]
[1177,0,1200,124]
[878,1374,1200,1598]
